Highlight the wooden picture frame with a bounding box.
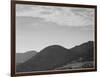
[11,0,97,77]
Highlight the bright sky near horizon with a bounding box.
[16,4,95,53]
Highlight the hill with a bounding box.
[16,50,37,64]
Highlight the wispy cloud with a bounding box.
[16,4,94,27]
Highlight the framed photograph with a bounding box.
[11,0,97,76]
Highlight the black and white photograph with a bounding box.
[11,1,97,75]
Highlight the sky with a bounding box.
[16,4,95,53]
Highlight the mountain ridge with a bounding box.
[16,41,94,72]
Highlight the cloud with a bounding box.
[16,4,95,27]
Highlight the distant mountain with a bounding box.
[16,50,37,64]
[16,41,94,72]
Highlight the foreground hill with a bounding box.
[16,41,94,72]
[16,45,70,72]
